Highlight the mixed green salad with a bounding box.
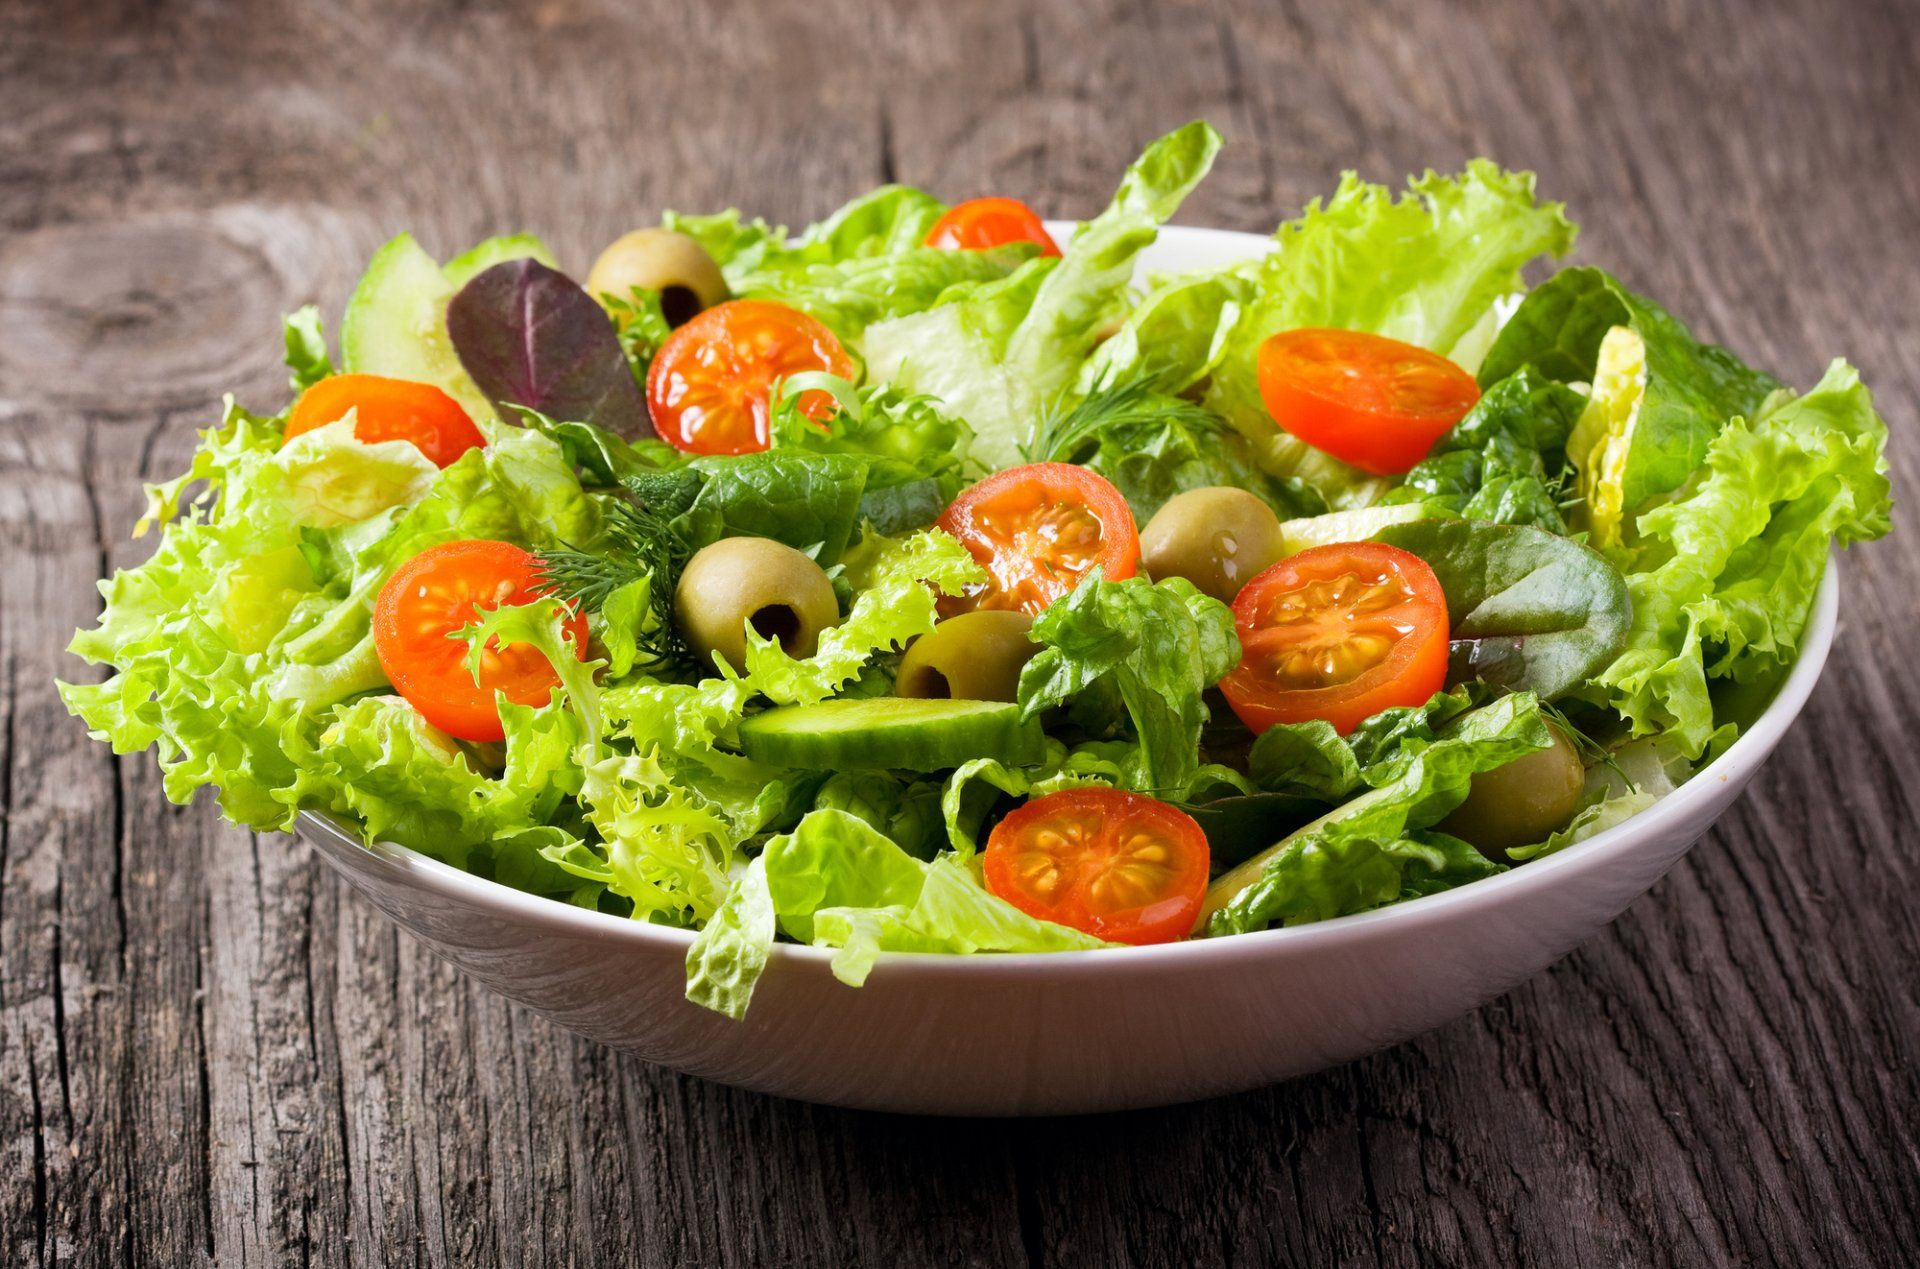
[62,123,1891,1017]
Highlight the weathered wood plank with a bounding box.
[2,0,1917,1265]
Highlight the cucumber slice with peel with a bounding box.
[737,698,1046,773]
[340,231,557,427]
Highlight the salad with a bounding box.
[61,123,1891,1018]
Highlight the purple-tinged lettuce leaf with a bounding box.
[447,258,654,438]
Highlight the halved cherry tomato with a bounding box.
[646,299,855,456]
[372,539,588,743]
[936,463,1139,616]
[1219,541,1449,736]
[1257,328,1481,475]
[924,197,1061,256]
[284,373,486,469]
[984,787,1209,945]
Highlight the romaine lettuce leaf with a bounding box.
[866,122,1222,467]
[685,809,1107,1017]
[1204,162,1576,507]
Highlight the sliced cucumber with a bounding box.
[340,231,556,426]
[737,697,1046,773]
[444,233,557,286]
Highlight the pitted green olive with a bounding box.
[894,611,1039,703]
[1440,725,1586,860]
[585,229,729,328]
[1139,486,1286,603]
[674,537,839,673]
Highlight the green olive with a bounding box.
[894,611,1039,703]
[674,537,839,673]
[1440,725,1587,860]
[1139,487,1286,603]
[585,229,728,328]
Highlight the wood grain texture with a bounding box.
[2,0,1916,1264]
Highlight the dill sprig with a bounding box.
[1025,375,1224,464]
[534,471,704,676]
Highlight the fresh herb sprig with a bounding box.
[1024,375,1224,464]
[534,472,704,676]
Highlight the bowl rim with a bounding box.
[295,222,1844,979]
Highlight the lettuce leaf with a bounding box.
[282,306,334,393]
[1204,162,1576,507]
[1247,686,1482,802]
[1585,359,1891,755]
[866,122,1222,467]
[1016,574,1239,796]
[1204,694,1552,934]
[732,246,1037,351]
[61,402,594,833]
[558,530,980,926]
[685,809,1107,1018]
[1479,267,1780,549]
[1076,271,1251,397]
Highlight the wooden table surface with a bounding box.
[3,1,1916,1264]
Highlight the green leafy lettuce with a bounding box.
[1479,266,1780,549]
[686,809,1108,1018]
[865,121,1222,467]
[61,401,594,836]
[1384,368,1587,532]
[1583,360,1891,756]
[1205,694,1554,935]
[1202,162,1576,506]
[1016,574,1240,796]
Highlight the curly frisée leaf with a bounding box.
[743,528,984,706]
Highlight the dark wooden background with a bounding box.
[3,0,1916,1264]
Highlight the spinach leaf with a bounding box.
[1376,519,1631,700]
[1386,368,1585,532]
[447,258,653,438]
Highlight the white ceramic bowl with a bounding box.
[297,226,1842,1115]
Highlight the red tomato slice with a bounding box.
[1257,328,1481,475]
[372,539,588,743]
[1219,541,1449,736]
[284,373,486,468]
[984,787,1209,945]
[936,463,1139,616]
[646,299,856,456]
[924,197,1061,256]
